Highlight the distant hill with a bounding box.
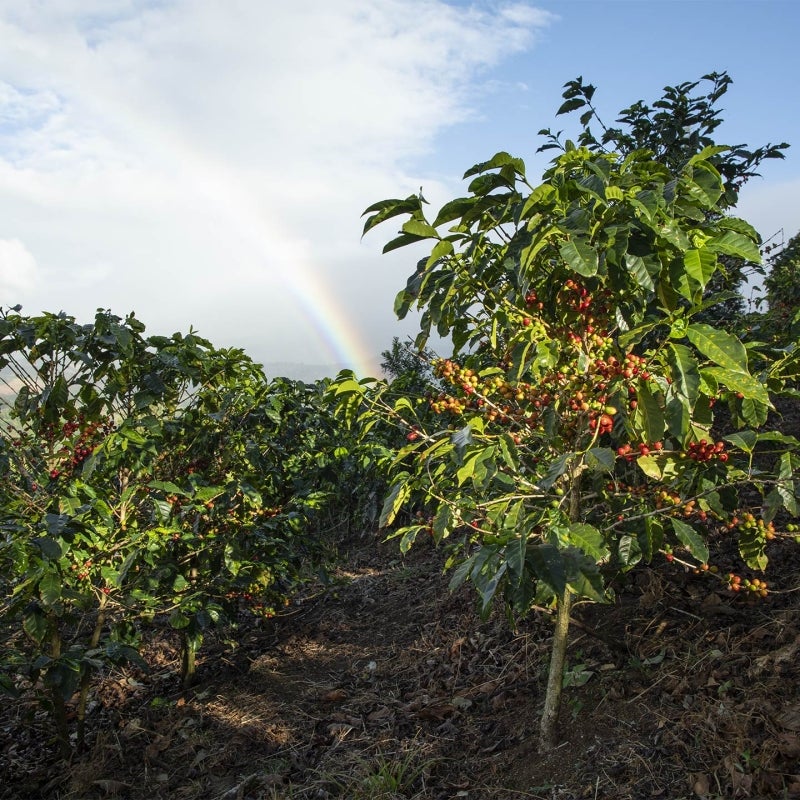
[259,362,377,383]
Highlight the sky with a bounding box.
[0,0,798,380]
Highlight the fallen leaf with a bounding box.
[778,705,800,732]
[321,688,348,702]
[367,705,392,722]
[690,773,710,796]
[327,723,354,738]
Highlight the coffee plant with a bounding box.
[0,309,337,752]
[539,71,789,329]
[331,120,799,748]
[762,231,800,340]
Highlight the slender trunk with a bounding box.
[181,633,196,689]
[50,627,71,758]
[539,585,572,751]
[539,469,581,751]
[76,595,107,750]
[181,564,200,689]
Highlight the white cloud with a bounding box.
[0,237,39,294]
[0,0,556,374]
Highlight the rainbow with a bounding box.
[281,257,380,378]
[159,143,380,378]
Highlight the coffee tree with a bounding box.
[0,309,330,752]
[540,72,788,328]
[762,232,800,339]
[332,139,799,748]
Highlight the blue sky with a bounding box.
[0,1,797,378]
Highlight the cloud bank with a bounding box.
[0,1,555,375]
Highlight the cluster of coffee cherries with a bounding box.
[726,512,776,540]
[686,439,728,462]
[49,416,115,480]
[524,289,544,311]
[413,509,435,535]
[726,573,769,598]
[430,350,651,441]
[616,441,665,462]
[69,557,94,581]
[661,552,770,600]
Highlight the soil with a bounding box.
[2,527,800,800]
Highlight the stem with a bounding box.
[50,627,71,758]
[76,595,107,750]
[539,467,581,752]
[539,585,572,751]
[181,632,196,689]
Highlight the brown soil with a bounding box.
[3,531,800,800]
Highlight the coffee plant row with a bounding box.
[0,308,388,754]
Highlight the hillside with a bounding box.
[3,528,800,800]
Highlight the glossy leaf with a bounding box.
[687,324,748,373]
[671,518,709,564]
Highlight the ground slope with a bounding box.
[3,531,800,800]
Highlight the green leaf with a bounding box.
[686,162,723,207]
[520,184,556,218]
[169,611,190,630]
[463,151,525,179]
[703,367,771,406]
[23,609,49,644]
[527,544,567,595]
[776,483,798,516]
[557,97,586,116]
[687,324,748,373]
[425,238,454,268]
[665,395,690,439]
[740,397,769,427]
[39,570,62,606]
[560,239,598,277]
[568,523,609,561]
[379,479,411,528]
[687,145,730,164]
[432,505,453,543]
[457,453,479,486]
[706,230,761,263]
[586,448,615,473]
[671,518,709,564]
[451,424,473,454]
[362,195,422,236]
[148,480,187,496]
[739,526,767,571]
[638,517,664,562]
[401,219,440,239]
[617,535,642,569]
[564,549,606,602]
[382,232,427,254]
[433,197,478,226]
[635,383,665,444]
[32,536,63,561]
[683,248,717,291]
[667,343,700,406]
[536,453,572,492]
[724,430,757,453]
[625,254,658,291]
[636,454,682,481]
[44,660,81,702]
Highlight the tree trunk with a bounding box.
[76,595,107,750]
[539,468,581,751]
[181,634,197,689]
[50,628,71,758]
[539,584,572,751]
